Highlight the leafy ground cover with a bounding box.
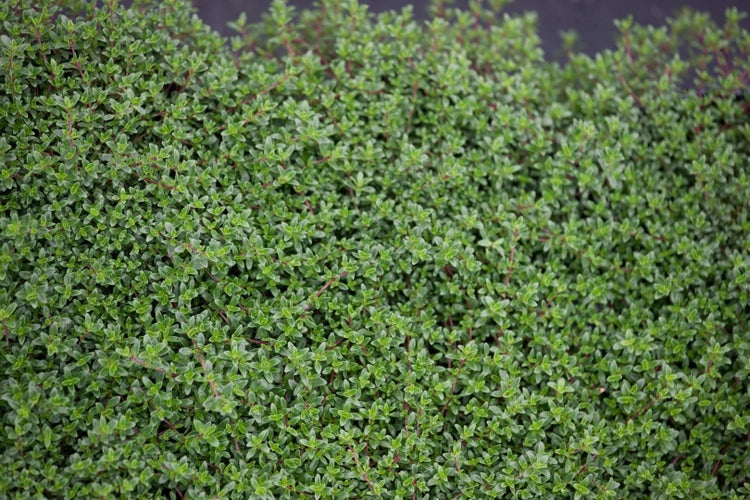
[1,0,749,497]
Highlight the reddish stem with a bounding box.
[628,395,660,422]
[504,246,516,288]
[192,339,220,398]
[129,356,177,378]
[302,271,349,318]
[349,445,376,493]
[711,443,730,476]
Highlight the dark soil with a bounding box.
[192,0,749,61]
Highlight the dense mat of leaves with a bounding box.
[1,0,749,497]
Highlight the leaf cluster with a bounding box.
[1,0,749,497]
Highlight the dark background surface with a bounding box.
[191,0,749,60]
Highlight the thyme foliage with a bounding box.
[1,0,749,497]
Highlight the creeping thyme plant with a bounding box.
[1,0,749,497]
